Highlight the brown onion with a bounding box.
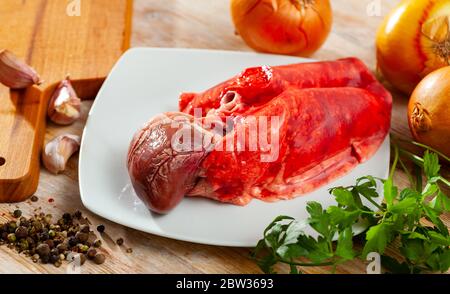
[408,66,450,157]
[231,0,333,56]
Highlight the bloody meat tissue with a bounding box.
[127,58,392,214]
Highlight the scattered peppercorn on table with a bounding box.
[0,0,449,274]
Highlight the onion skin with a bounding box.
[376,0,450,94]
[231,0,333,56]
[408,66,450,157]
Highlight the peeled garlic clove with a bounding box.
[47,77,81,125]
[0,49,41,89]
[42,134,81,174]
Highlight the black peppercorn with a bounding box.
[74,211,82,219]
[68,236,78,247]
[80,254,87,265]
[93,253,105,265]
[15,226,28,239]
[30,195,39,202]
[62,213,72,222]
[19,217,29,227]
[86,248,96,259]
[26,237,35,248]
[96,225,105,233]
[41,255,50,264]
[56,243,67,253]
[116,238,124,246]
[39,231,49,241]
[75,232,89,243]
[45,239,55,249]
[0,210,108,268]
[50,251,60,264]
[80,225,90,233]
[36,243,50,258]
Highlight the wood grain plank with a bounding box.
[0,0,132,202]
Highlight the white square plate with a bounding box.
[79,48,389,247]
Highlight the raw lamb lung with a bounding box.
[127,58,392,213]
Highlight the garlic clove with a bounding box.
[42,134,81,174]
[0,49,42,89]
[47,76,81,125]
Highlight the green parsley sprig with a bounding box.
[252,141,450,274]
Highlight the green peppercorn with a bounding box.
[13,210,22,218]
[93,240,102,248]
[8,221,17,233]
[19,239,29,251]
[48,230,56,238]
[7,233,16,243]
[79,244,89,253]
[126,248,133,254]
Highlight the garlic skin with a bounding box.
[47,77,81,125]
[0,49,41,89]
[42,134,81,174]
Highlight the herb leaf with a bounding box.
[252,144,450,274]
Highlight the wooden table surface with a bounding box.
[0,0,448,274]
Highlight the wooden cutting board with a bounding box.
[0,0,133,202]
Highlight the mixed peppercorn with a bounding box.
[0,210,109,267]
